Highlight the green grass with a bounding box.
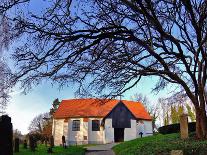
[113,133,207,155]
[14,144,86,155]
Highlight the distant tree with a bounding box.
[132,93,158,132]
[171,106,179,124]
[28,113,50,134]
[164,113,170,126]
[42,123,52,138]
[13,129,22,138]
[131,93,149,106]
[49,98,60,116]
[186,104,196,122]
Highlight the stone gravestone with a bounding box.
[180,114,188,139]
[171,150,183,155]
[29,135,36,151]
[23,140,28,149]
[50,136,54,148]
[0,115,13,155]
[14,138,20,152]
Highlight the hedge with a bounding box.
[158,122,196,134]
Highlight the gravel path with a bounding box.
[85,150,115,155]
[85,143,117,155]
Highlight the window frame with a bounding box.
[92,120,100,131]
[72,120,80,131]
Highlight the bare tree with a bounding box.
[132,93,159,132]
[4,0,207,138]
[28,113,50,134]
[0,0,29,112]
[0,0,29,15]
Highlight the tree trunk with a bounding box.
[195,107,207,139]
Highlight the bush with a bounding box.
[158,122,196,134]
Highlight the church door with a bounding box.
[114,128,124,142]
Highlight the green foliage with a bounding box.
[171,106,179,124]
[14,144,85,155]
[170,104,196,124]
[186,104,196,122]
[50,98,60,115]
[164,113,169,126]
[113,133,207,155]
[177,106,184,120]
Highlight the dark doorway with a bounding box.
[114,128,124,142]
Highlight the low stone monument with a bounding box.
[171,150,183,155]
[180,114,188,139]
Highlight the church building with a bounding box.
[52,98,152,145]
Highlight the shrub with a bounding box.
[158,122,196,134]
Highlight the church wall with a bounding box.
[137,120,153,138]
[104,118,114,143]
[53,119,64,146]
[68,118,84,145]
[143,120,153,137]
[124,119,137,141]
[63,119,69,145]
[53,118,153,145]
[88,118,104,144]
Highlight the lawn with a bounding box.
[14,144,86,155]
[113,133,207,155]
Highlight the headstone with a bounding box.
[0,115,13,155]
[139,132,143,138]
[50,136,54,148]
[62,135,66,148]
[14,138,19,152]
[47,147,53,153]
[171,150,183,155]
[180,114,188,139]
[23,140,27,149]
[45,136,48,147]
[29,135,36,151]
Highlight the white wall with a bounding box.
[53,118,152,146]
[67,117,104,145]
[143,120,153,137]
[104,118,114,143]
[137,120,153,137]
[68,118,83,145]
[82,120,88,145]
[88,118,104,144]
[53,119,64,146]
[124,120,137,141]
[63,120,69,145]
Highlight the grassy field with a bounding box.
[14,145,86,155]
[113,133,207,155]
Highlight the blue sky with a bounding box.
[4,0,174,134]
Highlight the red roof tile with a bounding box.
[53,98,152,120]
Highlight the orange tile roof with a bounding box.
[53,98,152,120]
